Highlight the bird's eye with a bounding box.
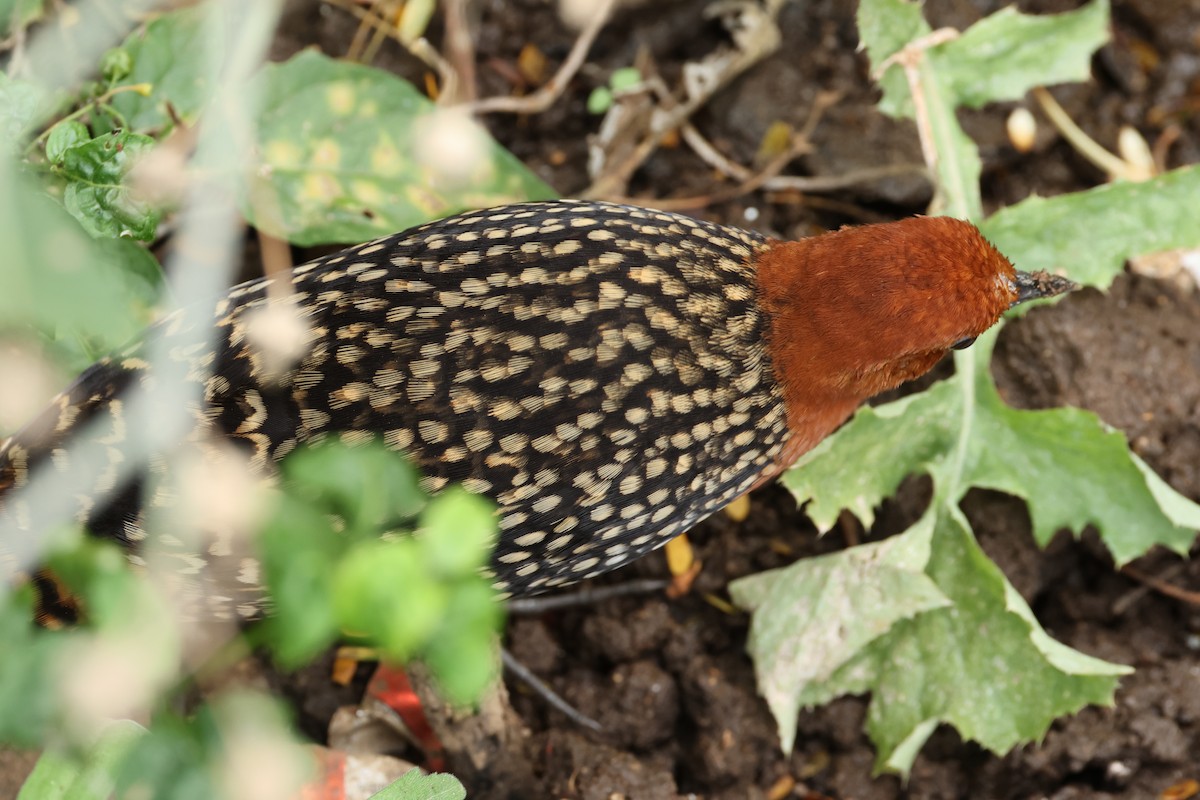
[951,336,977,350]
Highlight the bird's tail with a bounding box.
[1,357,148,622]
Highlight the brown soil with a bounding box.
[271,1,1200,798]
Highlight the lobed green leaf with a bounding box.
[369,769,467,800]
[937,0,1109,109]
[57,129,161,240]
[981,164,1200,289]
[729,515,949,753]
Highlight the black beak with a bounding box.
[1011,270,1078,308]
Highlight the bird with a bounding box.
[0,199,1074,621]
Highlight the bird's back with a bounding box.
[2,201,794,610]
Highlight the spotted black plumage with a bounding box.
[1,200,794,617]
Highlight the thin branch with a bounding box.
[441,0,477,103]
[465,0,616,115]
[1033,86,1144,182]
[326,0,458,99]
[762,163,929,194]
[1120,564,1200,608]
[872,27,960,183]
[501,649,603,732]
[582,0,785,199]
[506,578,669,614]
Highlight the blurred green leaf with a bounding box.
[18,720,145,800]
[421,580,503,704]
[370,769,467,800]
[281,440,426,534]
[114,692,306,800]
[263,440,500,684]
[100,48,134,84]
[245,50,556,245]
[45,121,90,164]
[333,539,449,661]
[258,498,341,667]
[44,536,140,630]
[0,73,43,150]
[0,587,67,747]
[57,129,161,240]
[114,711,217,800]
[609,67,641,93]
[0,161,161,362]
[587,86,613,115]
[107,5,222,132]
[981,164,1200,289]
[419,487,497,576]
[0,0,43,40]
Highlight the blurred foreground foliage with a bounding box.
[0,1,550,796]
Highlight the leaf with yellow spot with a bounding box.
[245,51,556,246]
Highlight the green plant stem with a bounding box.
[26,83,151,154]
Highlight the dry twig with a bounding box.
[582,0,785,199]
[465,0,617,115]
[1119,563,1200,609]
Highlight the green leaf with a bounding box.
[0,587,68,747]
[857,0,1110,219]
[729,516,950,752]
[0,73,43,150]
[258,498,342,667]
[281,440,426,534]
[100,48,134,84]
[807,503,1126,776]
[369,769,466,800]
[421,580,503,704]
[245,50,556,245]
[768,341,1192,770]
[418,487,498,576]
[981,164,1200,289]
[609,67,641,93]
[18,720,145,800]
[58,129,161,240]
[332,539,449,661]
[114,693,306,800]
[586,86,613,115]
[787,348,1199,563]
[855,0,929,120]
[45,121,90,164]
[754,0,1194,777]
[937,0,1109,109]
[0,160,161,360]
[107,5,223,132]
[0,0,43,40]
[860,0,1110,118]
